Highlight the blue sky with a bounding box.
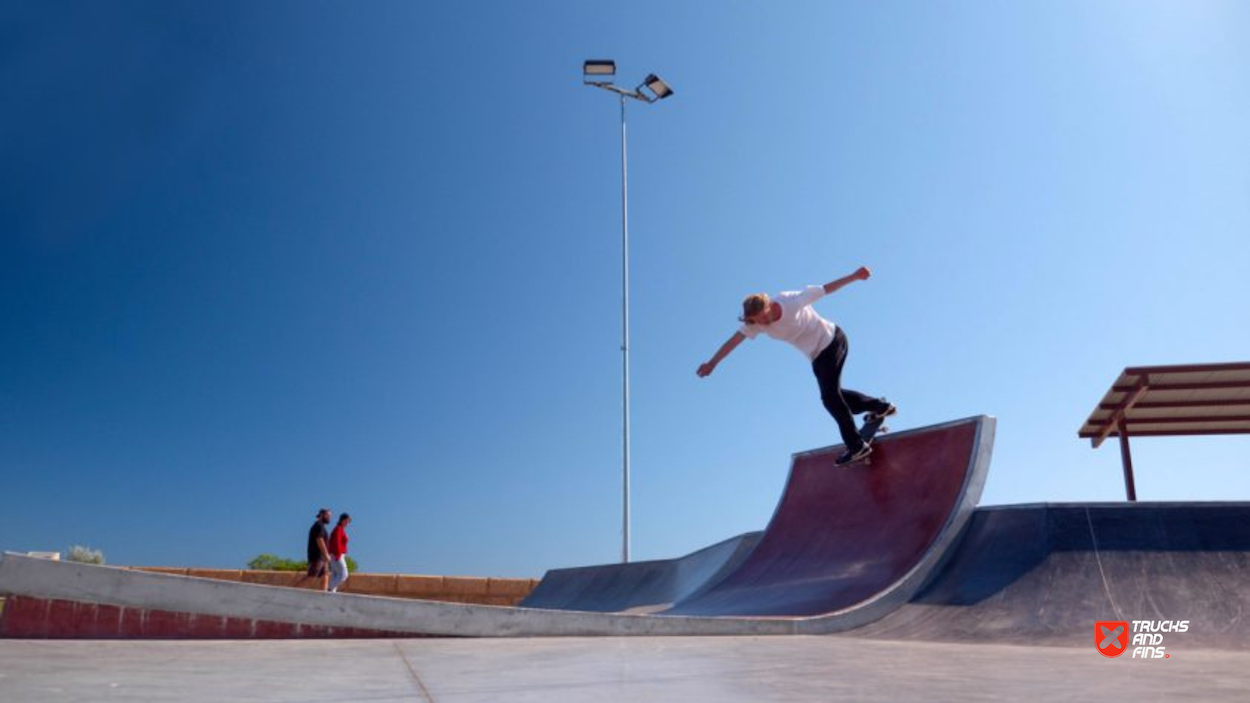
[3,1,1248,577]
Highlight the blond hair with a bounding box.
[739,293,771,323]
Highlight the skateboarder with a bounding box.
[697,266,895,464]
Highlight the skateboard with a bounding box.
[836,415,889,466]
[860,414,889,445]
[835,414,890,466]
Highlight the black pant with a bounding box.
[812,327,888,451]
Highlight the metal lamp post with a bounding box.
[582,60,674,563]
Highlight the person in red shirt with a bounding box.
[327,513,351,593]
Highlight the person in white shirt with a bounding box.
[697,266,895,465]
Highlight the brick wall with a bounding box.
[130,567,539,606]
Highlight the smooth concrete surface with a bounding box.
[1,636,1247,702]
[853,502,1250,648]
[0,554,796,637]
[521,531,763,613]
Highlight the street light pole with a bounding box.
[619,93,631,564]
[583,60,673,564]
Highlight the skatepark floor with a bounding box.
[2,636,1246,702]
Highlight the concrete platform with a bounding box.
[1,637,1247,702]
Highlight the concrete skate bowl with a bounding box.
[522,531,763,614]
[850,503,1250,649]
[0,415,995,637]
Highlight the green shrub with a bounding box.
[246,554,303,571]
[247,554,358,572]
[66,545,106,565]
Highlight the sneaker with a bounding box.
[835,443,873,465]
[865,402,897,425]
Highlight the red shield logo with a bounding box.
[1096,621,1129,658]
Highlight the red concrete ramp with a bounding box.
[664,416,993,621]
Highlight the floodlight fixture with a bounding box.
[640,74,674,101]
[583,59,617,80]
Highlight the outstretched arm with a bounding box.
[697,332,746,378]
[822,266,871,295]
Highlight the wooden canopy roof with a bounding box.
[1079,362,1250,447]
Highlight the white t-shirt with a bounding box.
[739,285,837,361]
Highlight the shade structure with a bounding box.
[1079,362,1250,442]
[1079,362,1250,500]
